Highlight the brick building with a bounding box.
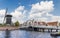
[47,22,58,26]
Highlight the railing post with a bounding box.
[51,29,52,32]
[56,29,58,32]
[42,29,44,32]
[48,29,50,32]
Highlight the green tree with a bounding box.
[15,21,20,26]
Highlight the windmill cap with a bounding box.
[5,15,12,17]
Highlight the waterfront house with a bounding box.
[33,21,46,26]
[47,22,58,26]
[37,22,46,26]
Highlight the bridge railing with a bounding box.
[31,25,59,29]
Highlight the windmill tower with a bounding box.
[3,8,12,25]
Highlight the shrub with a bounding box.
[15,21,19,26]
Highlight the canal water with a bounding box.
[0,30,60,38]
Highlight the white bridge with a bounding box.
[20,25,60,32]
[32,25,60,29]
[20,20,60,32]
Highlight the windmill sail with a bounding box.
[3,8,8,24]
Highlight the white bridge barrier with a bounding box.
[20,24,60,30]
[19,25,60,32]
[32,25,60,30]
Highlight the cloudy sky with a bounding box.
[0,0,60,24]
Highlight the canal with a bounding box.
[0,30,60,38]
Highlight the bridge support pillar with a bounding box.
[39,29,41,32]
[56,29,58,32]
[51,29,52,32]
[39,28,40,31]
[48,29,50,32]
[37,28,39,31]
[42,29,44,32]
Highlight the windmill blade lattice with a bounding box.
[3,8,8,24]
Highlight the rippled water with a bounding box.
[0,30,60,38]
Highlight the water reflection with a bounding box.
[10,30,29,38]
[0,31,5,38]
[10,30,51,38]
[0,30,60,38]
[5,29,10,38]
[51,36,57,38]
[51,36,60,38]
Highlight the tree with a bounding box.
[15,21,20,26]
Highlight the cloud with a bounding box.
[46,13,53,17]
[34,17,48,22]
[0,6,27,24]
[29,1,54,22]
[11,6,27,24]
[51,16,60,22]
[0,9,6,23]
[31,1,54,13]
[0,0,60,24]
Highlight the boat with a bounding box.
[50,32,60,36]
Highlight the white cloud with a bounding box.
[10,1,58,24]
[31,1,54,13]
[51,16,60,22]
[46,13,53,16]
[0,0,60,24]
[0,9,6,23]
[29,13,42,19]
[34,17,48,22]
[10,1,60,23]
[11,6,27,24]
[0,6,27,24]
[29,1,54,22]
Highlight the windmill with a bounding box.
[3,8,12,25]
[3,8,8,24]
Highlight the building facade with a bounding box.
[6,15,12,25]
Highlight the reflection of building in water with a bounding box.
[5,29,10,38]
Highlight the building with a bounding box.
[22,19,59,27]
[38,22,46,25]
[33,21,46,26]
[5,15,12,25]
[47,22,58,26]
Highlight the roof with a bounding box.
[38,22,46,25]
[5,15,12,17]
[47,22,58,26]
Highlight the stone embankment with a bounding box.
[0,26,19,31]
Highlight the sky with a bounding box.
[0,0,60,24]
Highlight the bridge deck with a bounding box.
[21,25,60,30]
[32,25,60,30]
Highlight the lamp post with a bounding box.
[56,21,59,32]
